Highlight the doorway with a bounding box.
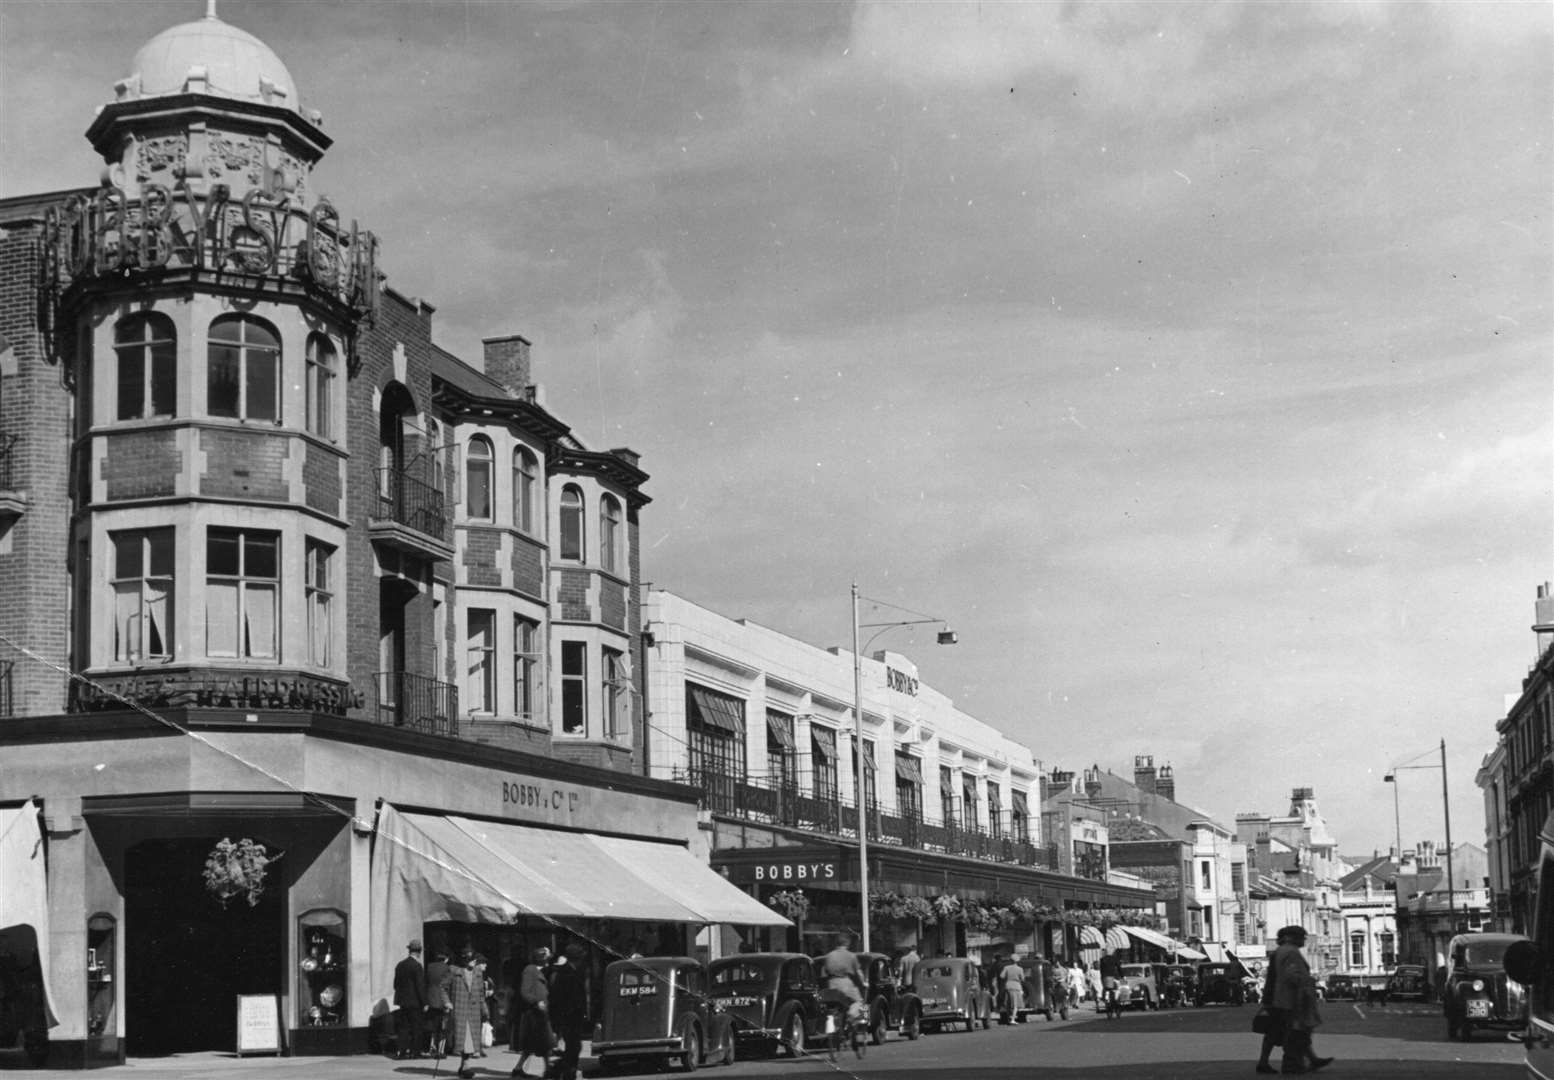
[123,837,284,1055]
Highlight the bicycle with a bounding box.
[818,992,868,1062]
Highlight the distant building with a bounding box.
[1236,788,1344,973]
[1337,855,1399,982]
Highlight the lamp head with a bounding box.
[1384,773,1395,783]
[936,627,959,646]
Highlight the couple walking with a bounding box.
[511,943,588,1080]
[1255,925,1334,1075]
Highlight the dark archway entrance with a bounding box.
[124,837,284,1055]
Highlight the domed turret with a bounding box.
[114,2,302,115]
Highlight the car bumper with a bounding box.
[593,1037,685,1057]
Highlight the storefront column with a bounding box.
[44,800,88,1054]
[349,820,373,1035]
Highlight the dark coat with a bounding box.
[548,960,588,1039]
[426,960,451,1010]
[393,955,427,1010]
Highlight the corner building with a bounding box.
[0,10,779,1067]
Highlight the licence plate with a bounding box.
[1466,1000,1491,1018]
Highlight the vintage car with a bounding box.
[1156,963,1198,1008]
[1196,961,1249,1005]
[1015,956,1070,1022]
[706,952,826,1057]
[1386,963,1430,1003]
[1118,963,1160,1010]
[1325,974,1355,1000]
[915,957,995,1032]
[1443,933,1529,1041]
[592,956,737,1072]
[857,952,924,1042]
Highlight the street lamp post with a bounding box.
[851,583,957,954]
[1384,739,1457,931]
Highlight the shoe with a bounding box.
[1309,1057,1334,1071]
[1257,1065,1278,1074]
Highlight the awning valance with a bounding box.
[766,711,795,750]
[1124,925,1177,951]
[895,754,923,784]
[688,685,744,735]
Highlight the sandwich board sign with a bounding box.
[235,994,281,1056]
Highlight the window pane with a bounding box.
[208,344,240,416]
[246,348,278,421]
[149,341,176,417]
[206,580,239,655]
[147,530,174,577]
[245,534,279,579]
[209,318,242,343]
[116,346,144,419]
[467,461,490,519]
[145,578,171,658]
[207,531,239,576]
[114,582,140,661]
[244,582,277,657]
[114,533,142,579]
[560,488,583,560]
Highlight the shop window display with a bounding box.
[87,914,116,1039]
[298,910,347,1027]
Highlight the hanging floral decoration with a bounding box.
[868,891,935,923]
[927,893,963,924]
[203,837,272,908]
[767,888,810,922]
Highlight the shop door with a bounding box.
[124,837,283,1055]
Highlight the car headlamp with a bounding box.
[1471,979,1485,993]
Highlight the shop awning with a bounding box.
[1172,943,1208,961]
[590,835,789,927]
[766,711,795,750]
[1123,925,1177,951]
[895,754,923,784]
[688,686,744,734]
[811,725,837,758]
[0,801,56,1030]
[1079,925,1104,947]
[1105,926,1132,951]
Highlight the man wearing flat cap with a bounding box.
[393,938,427,1059]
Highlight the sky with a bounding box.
[2,0,1549,859]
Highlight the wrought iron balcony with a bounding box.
[373,671,459,738]
[674,769,1057,870]
[370,467,452,559]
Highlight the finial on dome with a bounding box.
[206,1,218,20]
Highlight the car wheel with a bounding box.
[721,1033,736,1067]
[774,1003,805,1057]
[869,1002,887,1046]
[678,1025,701,1072]
[903,1006,921,1041]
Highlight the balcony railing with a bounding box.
[676,770,1056,870]
[374,671,459,737]
[374,467,449,542]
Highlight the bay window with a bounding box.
[112,528,174,661]
[115,312,176,420]
[208,315,279,421]
[206,528,278,659]
[561,640,586,734]
[467,609,495,713]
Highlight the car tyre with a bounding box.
[721,1033,735,1067]
[869,1002,887,1046]
[774,1002,805,1058]
[903,1007,921,1041]
[677,1025,701,1072]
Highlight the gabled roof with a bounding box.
[1339,855,1398,891]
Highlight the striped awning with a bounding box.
[1079,925,1104,947]
[1105,926,1132,951]
[1124,925,1177,950]
[766,710,795,750]
[688,685,744,734]
[895,753,924,784]
[811,725,837,759]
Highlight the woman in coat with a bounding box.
[1270,927,1332,1075]
[441,946,489,1079]
[511,946,553,1078]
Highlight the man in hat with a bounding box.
[1270,926,1333,1075]
[548,944,589,1080]
[392,938,427,1059]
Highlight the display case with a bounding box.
[297,909,346,1028]
[86,915,116,1040]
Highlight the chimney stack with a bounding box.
[1535,583,1554,657]
[482,335,532,397]
[1084,765,1103,801]
[1134,754,1158,795]
[1156,763,1176,801]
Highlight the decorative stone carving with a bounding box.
[135,134,188,182]
[204,133,263,186]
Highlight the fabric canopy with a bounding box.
[765,711,795,750]
[688,686,744,734]
[1124,925,1177,950]
[811,725,837,758]
[1104,926,1132,951]
[1172,943,1208,960]
[1079,925,1104,946]
[895,754,924,784]
[0,801,56,1029]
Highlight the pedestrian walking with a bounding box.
[392,938,427,1060]
[1255,929,1291,1074]
[1271,926,1332,1075]
[997,955,1026,1022]
[425,948,451,1058]
[441,945,489,1079]
[898,944,920,991]
[548,944,589,1080]
[510,946,552,1079]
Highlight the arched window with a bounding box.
[599,494,621,573]
[466,436,493,520]
[513,446,538,534]
[559,485,584,561]
[115,312,176,420]
[208,315,279,421]
[305,333,336,438]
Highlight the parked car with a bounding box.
[1326,974,1356,1001]
[1118,963,1159,1010]
[1503,818,1554,1080]
[591,956,736,1072]
[1004,956,1067,1022]
[1386,964,1430,1003]
[1443,933,1529,1041]
[1197,961,1248,1005]
[857,952,924,1043]
[706,952,825,1057]
[1156,963,1198,1008]
[915,957,995,1032]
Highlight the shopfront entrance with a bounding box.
[124,838,284,1055]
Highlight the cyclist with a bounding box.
[819,933,868,1029]
[1098,951,1123,1016]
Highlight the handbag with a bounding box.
[1251,1008,1273,1034]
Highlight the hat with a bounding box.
[1279,925,1307,941]
[458,944,475,959]
[408,939,423,952]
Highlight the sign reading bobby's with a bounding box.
[721,854,842,884]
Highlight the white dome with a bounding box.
[126,12,299,112]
